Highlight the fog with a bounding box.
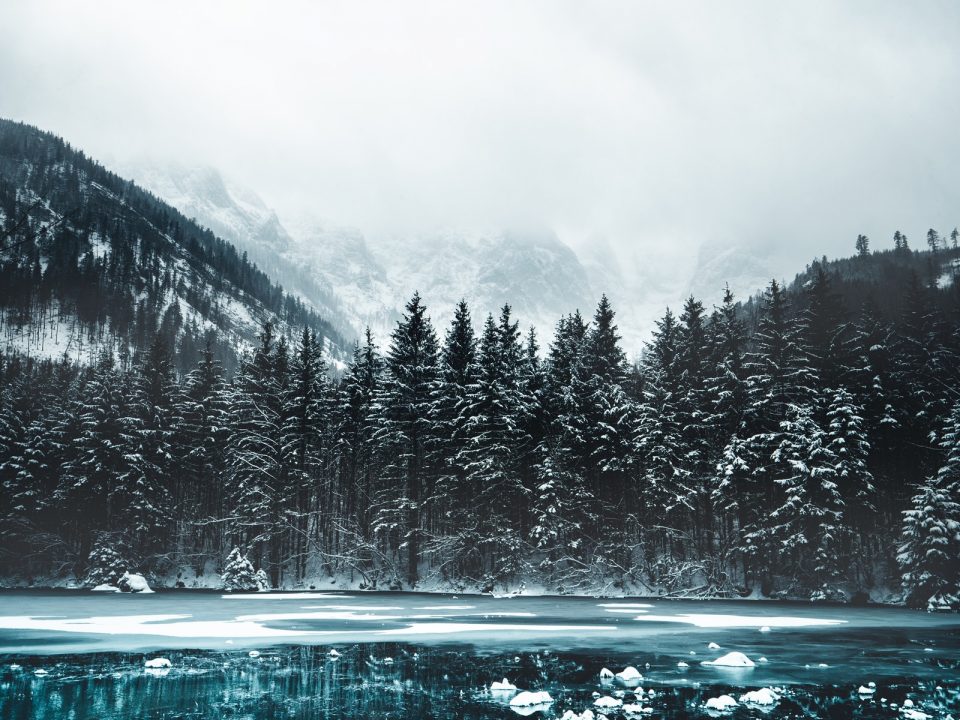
[2,0,959,273]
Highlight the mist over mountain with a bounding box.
[124,162,778,352]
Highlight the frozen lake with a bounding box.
[0,590,957,718]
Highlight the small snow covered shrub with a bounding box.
[83,536,128,587]
[221,547,260,591]
[254,568,270,592]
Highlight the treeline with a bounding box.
[0,118,344,373]
[1,246,959,605]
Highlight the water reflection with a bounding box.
[1,644,957,720]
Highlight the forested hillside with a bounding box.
[1,213,958,604]
[0,119,346,374]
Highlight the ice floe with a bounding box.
[599,667,615,681]
[144,658,171,668]
[703,651,755,667]
[708,642,721,650]
[92,584,120,592]
[633,613,845,629]
[221,593,347,600]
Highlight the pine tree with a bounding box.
[745,279,814,429]
[221,547,261,591]
[375,293,440,586]
[224,323,284,574]
[434,300,477,550]
[130,334,177,552]
[769,404,848,599]
[855,234,870,256]
[529,443,591,589]
[334,328,382,578]
[803,264,852,390]
[282,327,330,581]
[179,341,229,561]
[456,306,532,585]
[83,534,128,587]
[898,404,960,609]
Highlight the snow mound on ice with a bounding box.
[119,572,153,593]
[560,710,595,720]
[739,688,779,705]
[703,651,755,667]
[705,695,738,711]
[594,696,623,708]
[615,666,643,685]
[510,691,553,707]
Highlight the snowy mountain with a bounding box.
[118,161,356,341]
[0,120,348,372]
[131,163,782,352]
[126,162,603,345]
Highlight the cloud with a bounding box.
[1,0,958,271]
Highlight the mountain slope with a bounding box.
[126,164,603,345]
[0,120,348,373]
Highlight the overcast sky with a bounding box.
[1,0,959,269]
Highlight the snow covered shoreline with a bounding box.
[0,575,906,606]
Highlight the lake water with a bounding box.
[0,590,957,718]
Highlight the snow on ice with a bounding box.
[702,651,756,667]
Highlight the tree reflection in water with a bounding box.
[1,644,957,720]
